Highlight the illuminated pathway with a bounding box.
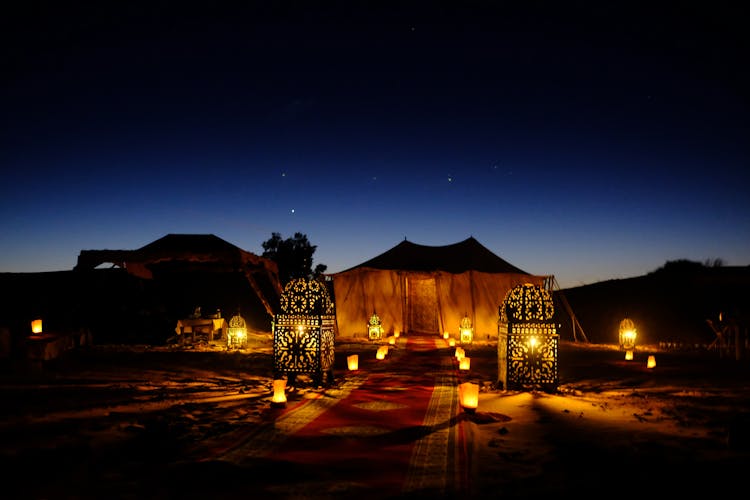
[207,334,469,498]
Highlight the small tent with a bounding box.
[330,237,550,339]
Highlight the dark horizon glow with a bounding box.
[1,2,748,288]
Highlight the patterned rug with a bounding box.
[208,334,468,498]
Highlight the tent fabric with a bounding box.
[331,238,549,338]
[340,237,530,274]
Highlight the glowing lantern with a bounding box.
[388,336,396,345]
[31,319,43,335]
[448,338,456,347]
[443,331,450,340]
[347,354,359,370]
[273,278,336,386]
[394,331,400,338]
[459,314,473,344]
[271,379,287,406]
[376,345,389,360]
[625,350,634,361]
[368,311,384,341]
[458,382,479,412]
[459,356,471,370]
[619,318,637,351]
[226,313,247,349]
[455,347,465,360]
[647,355,656,369]
[498,283,559,392]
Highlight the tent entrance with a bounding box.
[407,275,439,334]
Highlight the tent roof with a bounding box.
[337,237,532,275]
[136,233,247,261]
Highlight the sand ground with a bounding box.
[1,336,749,498]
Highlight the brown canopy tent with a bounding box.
[329,237,551,339]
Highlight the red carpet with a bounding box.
[208,334,469,498]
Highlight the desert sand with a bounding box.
[1,335,749,499]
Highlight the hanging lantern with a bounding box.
[498,283,559,392]
[625,350,634,361]
[271,379,287,406]
[459,314,473,344]
[368,311,384,341]
[31,319,43,335]
[619,318,637,351]
[459,356,471,370]
[458,382,479,413]
[347,354,359,370]
[647,355,656,369]
[226,313,248,349]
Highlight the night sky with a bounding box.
[2,1,747,288]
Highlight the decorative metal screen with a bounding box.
[498,283,559,392]
[273,278,335,385]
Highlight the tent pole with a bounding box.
[552,276,588,343]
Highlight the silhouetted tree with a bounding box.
[652,258,726,275]
[261,232,328,285]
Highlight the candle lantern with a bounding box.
[625,350,634,361]
[498,283,559,392]
[368,311,384,341]
[619,318,637,351]
[647,355,656,369]
[226,313,248,349]
[459,356,471,370]
[459,314,473,344]
[347,354,359,370]
[443,331,450,340]
[458,382,479,413]
[273,278,336,386]
[271,379,287,406]
[31,319,43,335]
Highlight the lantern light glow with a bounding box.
[459,315,473,344]
[31,319,43,334]
[459,382,479,412]
[647,355,656,369]
[376,346,389,360]
[227,313,248,349]
[272,379,287,405]
[459,356,471,370]
[347,354,359,370]
[619,318,637,351]
[368,311,384,340]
